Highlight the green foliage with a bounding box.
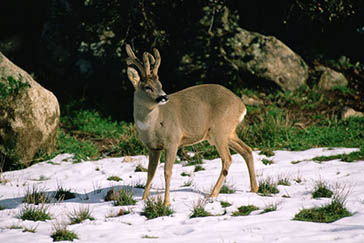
[312,146,364,162]
[54,187,76,201]
[56,129,99,162]
[219,184,236,194]
[194,165,205,172]
[104,188,136,206]
[68,207,95,224]
[190,200,212,218]
[107,176,123,182]
[262,159,274,165]
[293,198,351,223]
[51,224,79,242]
[135,164,148,172]
[63,110,126,139]
[142,196,174,219]
[261,203,278,214]
[232,205,259,216]
[220,201,232,208]
[312,181,334,198]
[277,177,291,186]
[0,75,30,100]
[258,178,279,196]
[18,204,51,221]
[23,185,50,205]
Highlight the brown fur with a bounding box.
[126,44,258,205]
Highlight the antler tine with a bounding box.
[125,44,146,77]
[143,52,157,76]
[152,48,161,76]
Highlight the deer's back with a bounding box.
[160,84,245,141]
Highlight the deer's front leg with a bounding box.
[163,146,178,206]
[143,149,161,200]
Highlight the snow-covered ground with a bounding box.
[1,147,364,243]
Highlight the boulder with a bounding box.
[341,107,364,120]
[226,28,309,91]
[241,95,264,106]
[0,52,60,169]
[316,66,348,90]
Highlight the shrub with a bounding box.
[142,196,174,219]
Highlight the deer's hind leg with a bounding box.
[228,133,258,192]
[210,138,232,198]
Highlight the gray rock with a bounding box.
[341,107,364,120]
[0,52,60,168]
[316,66,348,90]
[226,28,308,91]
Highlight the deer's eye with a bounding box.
[144,86,153,92]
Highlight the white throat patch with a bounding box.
[136,120,149,130]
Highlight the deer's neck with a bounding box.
[133,99,160,132]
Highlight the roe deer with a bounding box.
[125,44,258,205]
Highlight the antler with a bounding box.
[152,48,161,76]
[125,44,146,77]
[125,44,161,77]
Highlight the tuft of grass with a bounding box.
[232,205,259,216]
[23,225,38,233]
[261,203,278,214]
[105,188,136,206]
[182,179,193,187]
[262,159,274,165]
[68,206,95,224]
[312,181,334,198]
[219,184,236,194]
[54,186,76,201]
[23,185,50,205]
[220,201,232,208]
[194,165,205,172]
[259,149,275,157]
[51,223,79,242]
[18,204,51,221]
[293,196,351,223]
[142,196,174,219]
[135,164,148,172]
[277,176,291,186]
[258,178,279,196]
[190,199,212,218]
[142,235,159,239]
[180,172,191,177]
[107,176,123,182]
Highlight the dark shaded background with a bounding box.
[1,0,363,121]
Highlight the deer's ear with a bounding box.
[127,67,140,88]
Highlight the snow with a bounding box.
[1,148,364,243]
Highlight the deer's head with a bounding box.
[125,44,168,105]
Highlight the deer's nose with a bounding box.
[156,95,168,104]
